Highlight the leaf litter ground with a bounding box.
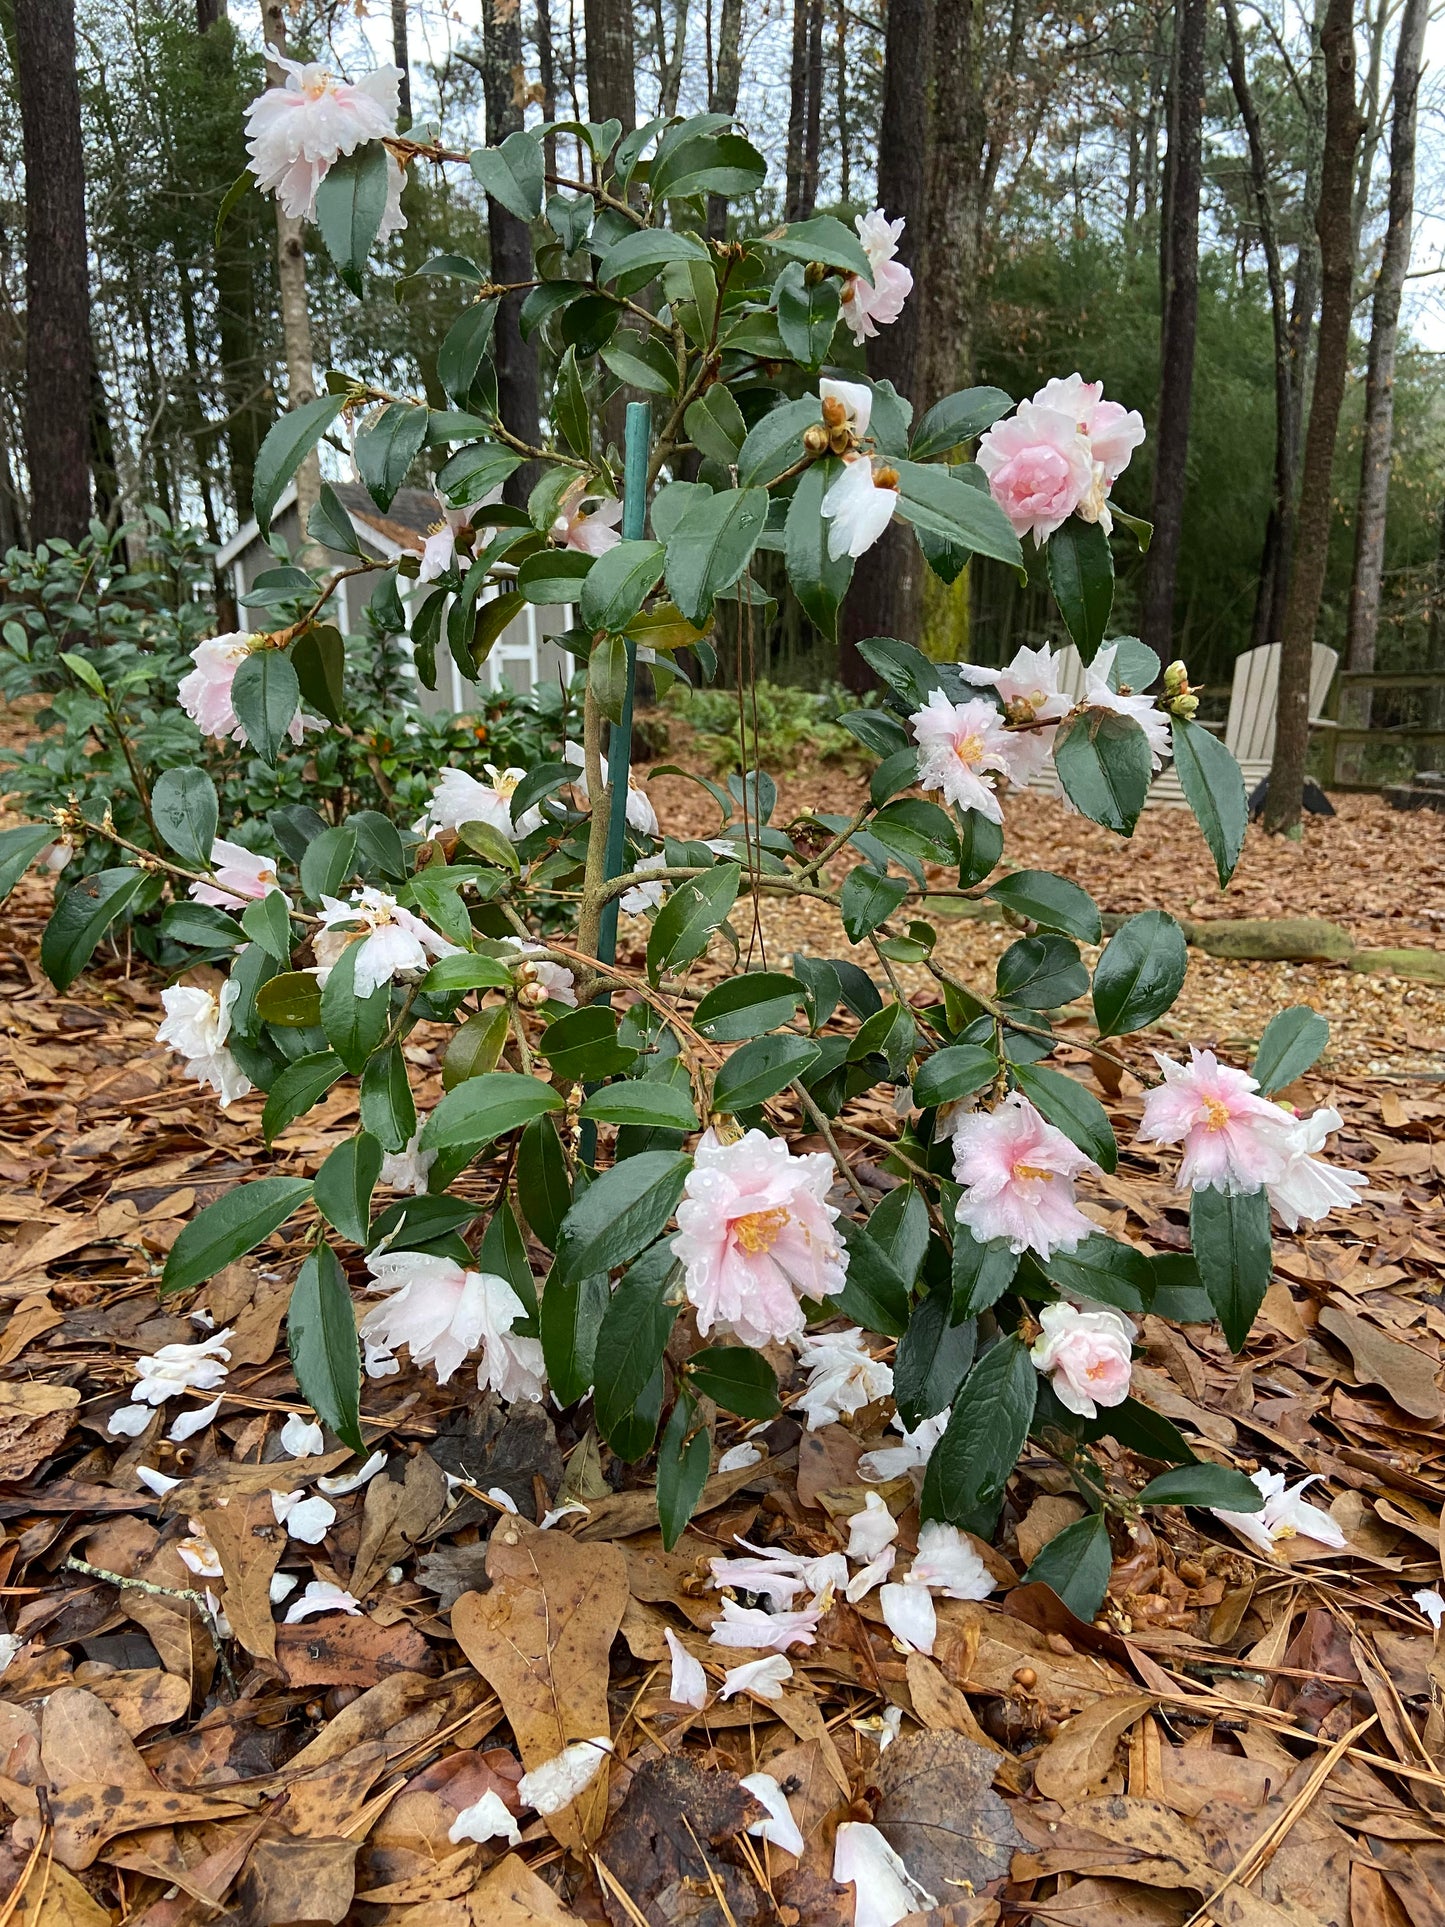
[0,745,1443,1926]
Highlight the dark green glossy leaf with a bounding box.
[314,1132,383,1246]
[41,868,147,991]
[920,1335,1037,1533]
[555,1150,692,1284]
[289,1241,365,1455]
[1253,1005,1329,1096]
[1046,516,1113,659]
[1092,910,1188,1037]
[688,1346,780,1419]
[1022,1511,1112,1619]
[1191,1186,1272,1354]
[895,1284,976,1428]
[162,1176,313,1294]
[1171,715,1247,888]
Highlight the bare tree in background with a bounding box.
[655,0,690,117]
[537,0,559,177]
[12,0,93,542]
[392,0,413,128]
[1342,0,1428,771]
[261,2,322,555]
[918,0,985,404]
[1264,0,1363,833]
[585,0,636,128]
[706,0,743,240]
[477,0,543,503]
[1140,0,1205,660]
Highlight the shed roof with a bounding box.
[215,480,442,571]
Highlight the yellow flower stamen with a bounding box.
[733,1206,791,1255]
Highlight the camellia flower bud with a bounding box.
[828,423,852,454]
[820,395,848,429]
[803,259,828,286]
[873,464,900,490]
[802,422,831,456]
[1163,659,1190,695]
[1003,695,1038,727]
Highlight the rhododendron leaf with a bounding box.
[231,648,300,769]
[1011,1063,1118,1173]
[1092,911,1188,1037]
[541,1006,638,1079]
[1021,1511,1111,1619]
[314,1133,383,1247]
[580,1084,699,1131]
[951,1218,1019,1322]
[469,131,543,221]
[910,387,1014,461]
[694,974,804,1041]
[360,1045,417,1152]
[289,1242,365,1457]
[1137,1464,1264,1511]
[893,461,1022,570]
[996,935,1088,1010]
[658,1390,712,1550]
[436,301,499,405]
[1253,1005,1330,1096]
[423,1071,566,1153]
[1053,707,1152,836]
[1190,1186,1272,1354]
[355,403,429,512]
[299,827,358,904]
[292,623,346,725]
[436,441,523,507]
[685,386,748,464]
[441,1006,511,1089]
[986,869,1100,943]
[541,1265,612,1404]
[647,863,741,982]
[1046,517,1114,661]
[1040,1234,1153,1314]
[688,1347,780,1420]
[1171,716,1247,887]
[868,1183,930,1288]
[896,1284,977,1429]
[162,1176,314,1294]
[41,867,148,992]
[253,393,347,538]
[152,769,218,869]
[160,900,243,952]
[555,1150,692,1284]
[314,142,390,295]
[839,867,907,943]
[518,1113,572,1250]
[736,401,822,488]
[713,1034,821,1113]
[600,331,681,396]
[263,1051,346,1146]
[831,1222,910,1338]
[920,1335,1037,1533]
[595,1247,679,1456]
[911,1044,998,1110]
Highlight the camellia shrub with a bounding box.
[2,63,1366,1623]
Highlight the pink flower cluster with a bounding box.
[245,52,405,234]
[977,374,1145,545]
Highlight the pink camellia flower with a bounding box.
[1211,1467,1346,1558]
[839,209,914,346]
[1030,1300,1135,1418]
[552,483,623,555]
[961,642,1073,783]
[976,401,1094,544]
[361,1253,540,1397]
[314,886,458,996]
[1138,1048,1292,1195]
[909,690,1014,823]
[245,53,403,226]
[708,1597,823,1652]
[951,1092,1097,1258]
[671,1129,847,1350]
[1267,1107,1368,1231]
[1031,374,1146,486]
[178,634,314,747]
[821,455,899,561]
[190,838,281,911]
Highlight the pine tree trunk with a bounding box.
[838,0,930,692]
[537,0,558,178]
[706,0,743,240]
[584,0,636,128]
[481,0,543,504]
[802,0,823,217]
[919,0,983,406]
[1140,0,1205,659]
[835,0,849,203]
[392,0,413,128]
[1342,0,1427,753]
[262,3,322,558]
[13,0,93,543]
[1263,0,1363,834]
[785,0,810,222]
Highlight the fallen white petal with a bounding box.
[718,1653,792,1702]
[135,1465,181,1496]
[270,1491,336,1544]
[717,1441,764,1472]
[168,1398,222,1443]
[845,1547,896,1602]
[540,1502,590,1529]
[879,1581,936,1655]
[845,1491,899,1563]
[1415,1587,1445,1630]
[269,1573,299,1604]
[665,1627,708,1709]
[108,1403,153,1439]
[448,1787,523,1846]
[879,1705,903,1749]
[283,1581,362,1623]
[280,1413,325,1457]
[0,1633,23,1676]
[516,1736,613,1814]
[317,1449,388,1496]
[740,1771,805,1857]
[488,1486,521,1513]
[833,1820,938,1927]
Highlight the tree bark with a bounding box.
[13,0,93,543]
[1343,0,1427,701]
[196,0,224,30]
[655,0,689,117]
[1140,0,1205,659]
[1263,0,1363,833]
[803,0,823,216]
[785,0,811,221]
[1221,0,1295,660]
[262,3,322,558]
[481,0,543,504]
[835,0,850,203]
[838,0,931,691]
[537,0,558,178]
[705,0,743,239]
[918,0,984,405]
[392,0,413,128]
[585,0,636,129]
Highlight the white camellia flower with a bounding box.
[838,209,914,346]
[516,1737,613,1814]
[283,1580,362,1623]
[416,765,543,842]
[821,455,899,560]
[245,52,404,228]
[1081,643,1172,769]
[739,1772,805,1857]
[819,376,873,438]
[156,982,253,1109]
[833,1821,937,1927]
[1267,1106,1368,1231]
[563,740,659,835]
[448,1789,523,1846]
[379,1121,438,1197]
[665,1627,709,1709]
[314,887,458,997]
[620,851,668,916]
[1210,1468,1346,1558]
[189,839,283,911]
[794,1327,894,1430]
[361,1250,544,1400]
[908,690,1015,823]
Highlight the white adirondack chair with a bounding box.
[1020,640,1338,808]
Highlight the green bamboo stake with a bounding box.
[596,400,651,970]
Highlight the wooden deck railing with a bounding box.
[1320,668,1445,790]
